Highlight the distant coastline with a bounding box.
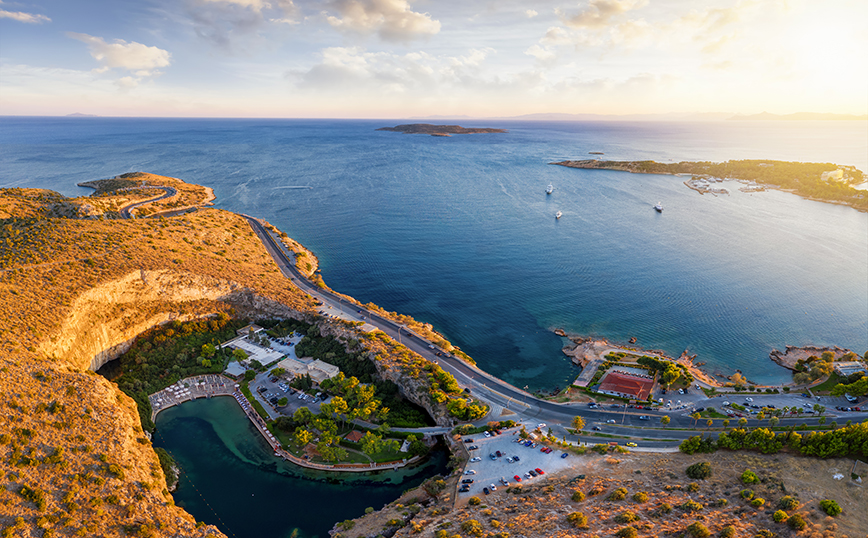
[377,123,507,137]
[552,159,868,212]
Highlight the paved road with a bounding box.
[119,186,177,218]
[242,215,866,444]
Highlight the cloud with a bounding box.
[188,0,298,49]
[0,5,50,23]
[525,9,538,18]
[324,0,441,42]
[558,0,647,29]
[525,44,556,63]
[67,33,171,89]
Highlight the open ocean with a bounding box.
[2,117,866,388]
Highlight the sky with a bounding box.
[1,0,866,118]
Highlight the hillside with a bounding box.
[0,176,317,536]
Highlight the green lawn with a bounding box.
[810,373,845,394]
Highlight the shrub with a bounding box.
[740,489,755,500]
[686,461,713,480]
[688,482,700,492]
[608,487,628,501]
[460,520,483,537]
[819,499,841,516]
[778,496,799,510]
[713,499,728,507]
[680,500,703,513]
[772,510,788,523]
[719,526,736,538]
[687,522,712,538]
[651,503,672,517]
[741,469,759,484]
[468,496,481,506]
[615,511,640,524]
[632,491,649,503]
[787,514,806,530]
[571,491,586,502]
[19,485,46,511]
[751,498,766,508]
[616,527,638,538]
[567,512,588,528]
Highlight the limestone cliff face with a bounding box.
[371,356,451,427]
[40,269,302,371]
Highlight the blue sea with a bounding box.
[1,117,866,388]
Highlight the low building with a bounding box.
[345,430,364,443]
[274,357,341,385]
[834,361,868,377]
[597,370,655,400]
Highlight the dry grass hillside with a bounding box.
[339,450,866,538]
[0,178,318,537]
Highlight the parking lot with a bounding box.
[249,374,329,416]
[457,428,580,498]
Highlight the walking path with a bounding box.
[149,374,421,473]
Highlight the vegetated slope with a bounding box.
[0,181,318,536]
[337,449,866,538]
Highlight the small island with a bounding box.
[552,158,868,211]
[377,123,507,137]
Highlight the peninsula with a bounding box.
[376,123,507,136]
[552,159,868,211]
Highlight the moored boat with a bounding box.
[546,184,554,194]
[555,211,562,219]
[654,202,663,212]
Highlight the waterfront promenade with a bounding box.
[149,374,420,473]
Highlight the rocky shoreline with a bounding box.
[377,123,508,136]
[769,345,853,371]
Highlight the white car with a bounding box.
[489,484,497,491]
[483,431,491,437]
[606,419,616,424]
[465,470,476,475]
[469,457,482,462]
[537,423,547,430]
[722,401,730,406]
[745,397,754,402]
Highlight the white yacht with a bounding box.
[546,184,554,194]
[555,211,562,219]
[654,202,663,212]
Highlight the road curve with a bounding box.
[119,186,177,218]
[241,215,846,441]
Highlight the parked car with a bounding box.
[606,419,616,424]
[514,475,522,482]
[458,485,470,492]
[489,484,497,491]
[461,479,474,484]
[464,470,476,475]
[483,487,490,495]
[560,453,569,459]
[468,446,478,451]
[500,477,509,486]
[495,451,502,457]
[535,468,545,475]
[464,438,474,443]
[639,415,650,420]
[626,442,638,447]
[470,457,481,462]
[490,453,497,460]
[528,470,538,477]
[513,455,520,462]
[537,423,547,429]
[592,426,602,431]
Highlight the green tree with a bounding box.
[690,412,701,428]
[293,407,313,424]
[660,416,670,427]
[571,416,585,433]
[738,417,748,428]
[294,429,313,447]
[201,343,216,358]
[359,432,383,456]
[232,348,248,361]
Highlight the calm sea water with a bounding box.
[1,117,866,387]
[152,397,448,538]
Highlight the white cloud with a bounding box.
[67,33,171,88]
[198,0,270,10]
[324,0,441,42]
[525,9,538,18]
[525,44,556,63]
[0,7,50,23]
[188,0,298,49]
[558,0,647,29]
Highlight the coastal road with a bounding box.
[243,216,864,443]
[119,186,177,218]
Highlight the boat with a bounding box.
[654,202,663,212]
[546,184,554,194]
[555,211,562,219]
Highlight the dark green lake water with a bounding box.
[152,397,447,538]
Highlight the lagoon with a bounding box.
[152,396,448,538]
